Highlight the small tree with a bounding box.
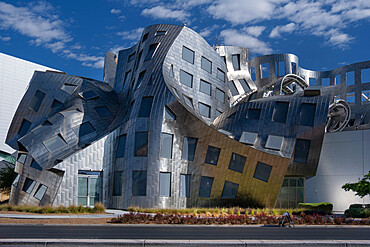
[0,163,15,193]
[342,172,370,198]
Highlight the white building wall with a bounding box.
[306,129,370,213]
[0,52,56,154]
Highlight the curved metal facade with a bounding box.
[6,24,370,209]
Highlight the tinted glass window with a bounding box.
[261,63,269,78]
[78,122,96,136]
[136,70,146,89]
[30,159,42,171]
[180,174,191,197]
[142,33,149,42]
[61,83,77,94]
[293,139,311,163]
[134,132,148,157]
[22,177,36,194]
[116,135,126,158]
[182,46,194,64]
[253,162,272,182]
[215,88,225,103]
[239,132,257,145]
[145,43,159,61]
[272,101,289,123]
[159,172,171,197]
[221,180,239,198]
[217,68,225,82]
[155,31,167,36]
[232,54,240,70]
[201,56,212,73]
[265,135,284,150]
[30,90,45,112]
[228,153,246,173]
[164,106,176,120]
[47,99,63,117]
[247,108,261,120]
[17,153,27,164]
[200,80,211,95]
[180,70,193,88]
[183,95,193,108]
[94,106,112,117]
[229,81,239,96]
[250,67,256,81]
[138,96,153,117]
[199,176,213,198]
[79,90,99,100]
[239,79,250,93]
[204,146,221,166]
[18,119,31,136]
[299,103,316,126]
[161,133,173,158]
[182,136,198,161]
[113,171,123,196]
[132,171,147,196]
[34,184,47,200]
[199,102,211,118]
[128,53,135,63]
[43,134,67,153]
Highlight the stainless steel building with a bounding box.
[5,24,370,210]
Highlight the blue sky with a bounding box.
[0,0,369,81]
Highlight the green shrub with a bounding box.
[0,203,106,214]
[344,204,370,218]
[297,202,333,214]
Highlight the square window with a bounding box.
[200,79,211,95]
[34,184,47,200]
[299,103,316,126]
[246,108,261,120]
[265,135,284,150]
[180,70,193,88]
[180,174,191,197]
[159,172,171,197]
[199,102,211,118]
[138,96,153,117]
[215,88,225,103]
[272,101,289,123]
[30,90,45,112]
[61,83,77,94]
[201,56,212,73]
[135,132,148,157]
[221,180,239,199]
[182,46,194,64]
[94,106,112,117]
[228,153,246,173]
[116,135,126,158]
[145,43,159,61]
[293,139,311,163]
[30,159,42,171]
[161,133,173,158]
[182,136,198,161]
[217,68,225,82]
[229,81,239,96]
[253,162,272,182]
[132,171,147,196]
[239,132,257,145]
[232,54,240,71]
[261,63,269,78]
[22,177,36,194]
[199,176,213,198]
[113,171,123,196]
[18,119,31,136]
[204,146,221,166]
[43,134,67,153]
[164,106,176,120]
[347,71,355,85]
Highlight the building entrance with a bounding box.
[78,171,101,206]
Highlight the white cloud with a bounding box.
[117,27,144,41]
[325,29,353,48]
[110,9,121,15]
[220,29,273,55]
[141,6,189,21]
[269,23,296,38]
[198,24,219,38]
[0,36,11,41]
[243,26,266,37]
[175,0,212,8]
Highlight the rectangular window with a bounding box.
[232,54,240,70]
[293,139,311,163]
[204,146,221,166]
[180,174,191,197]
[30,159,42,171]
[124,70,131,87]
[362,68,370,83]
[135,132,148,157]
[322,78,330,86]
[142,33,149,42]
[261,63,269,78]
[138,96,153,117]
[145,43,159,61]
[180,70,193,88]
[164,106,176,120]
[22,177,36,194]
[199,102,211,118]
[272,101,289,123]
[221,181,239,199]
[250,67,256,81]
[199,176,213,198]
[246,108,261,120]
[229,81,239,96]
[276,61,285,77]
[228,153,246,173]
[239,131,257,145]
[30,90,45,112]
[161,133,173,158]
[201,56,212,73]
[347,71,355,85]
[94,106,112,117]
[291,62,297,74]
[132,171,147,196]
[253,162,272,182]
[182,136,198,161]
[43,134,68,153]
[299,103,316,126]
[18,119,31,136]
[61,83,77,94]
[217,68,225,82]
[78,122,96,136]
[47,99,63,117]
[155,31,167,36]
[199,79,211,95]
[215,88,225,103]
[135,70,146,89]
[265,135,284,150]
[12,174,20,187]
[159,172,171,197]
[113,171,123,196]
[128,53,135,63]
[116,135,127,158]
[183,95,193,108]
[239,79,250,93]
[79,90,99,100]
[182,46,194,64]
[34,184,47,200]
[346,92,355,103]
[335,75,340,85]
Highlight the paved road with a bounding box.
[1,225,370,240]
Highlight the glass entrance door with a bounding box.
[78,171,101,206]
